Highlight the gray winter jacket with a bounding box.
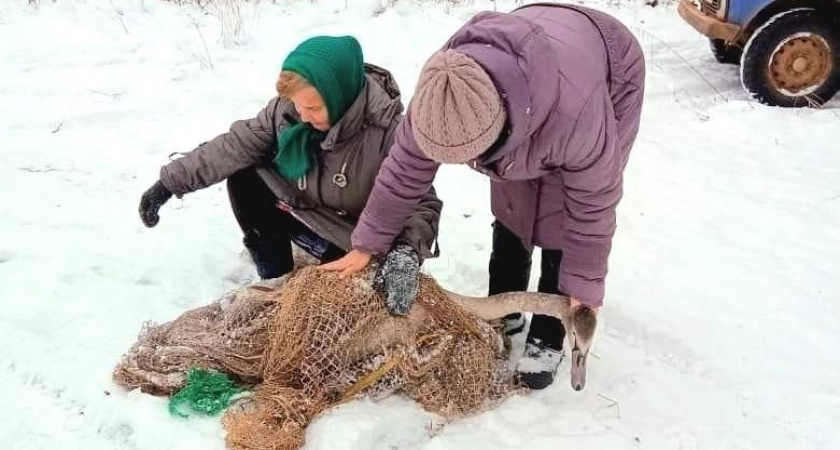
[159,64,442,258]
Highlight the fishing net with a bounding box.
[113,266,520,450]
[169,369,245,418]
[113,275,285,396]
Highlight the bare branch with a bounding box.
[598,393,621,419]
[52,89,125,134]
[90,90,126,101]
[634,25,730,104]
[189,17,214,69]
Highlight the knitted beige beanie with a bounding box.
[410,50,506,164]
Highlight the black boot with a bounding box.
[517,249,567,390]
[228,169,295,280]
[243,233,293,280]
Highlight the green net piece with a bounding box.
[168,369,246,418]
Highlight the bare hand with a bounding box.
[571,297,600,312]
[319,249,372,279]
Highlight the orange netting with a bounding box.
[114,266,520,450]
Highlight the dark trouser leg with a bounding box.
[514,248,567,390]
[531,249,567,351]
[487,220,567,390]
[488,220,533,334]
[488,220,533,295]
[227,169,294,279]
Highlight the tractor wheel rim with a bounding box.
[768,33,833,95]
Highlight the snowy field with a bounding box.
[1,0,839,449]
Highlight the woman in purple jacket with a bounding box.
[322,4,645,389]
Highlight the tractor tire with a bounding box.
[710,39,741,64]
[740,8,840,107]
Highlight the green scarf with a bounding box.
[274,36,366,181]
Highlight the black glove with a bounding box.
[139,180,173,228]
[373,244,420,316]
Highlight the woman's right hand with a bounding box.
[319,249,372,279]
[139,180,173,227]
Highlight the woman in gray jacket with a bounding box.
[138,36,441,315]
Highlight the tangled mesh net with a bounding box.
[169,368,245,418]
[113,276,285,396]
[114,266,519,450]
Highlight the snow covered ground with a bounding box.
[1,0,838,449]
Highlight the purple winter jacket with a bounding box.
[351,4,645,307]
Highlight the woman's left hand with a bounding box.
[571,297,600,313]
[319,249,372,279]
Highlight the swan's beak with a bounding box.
[570,345,587,391]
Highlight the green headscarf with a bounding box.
[274,36,366,181]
